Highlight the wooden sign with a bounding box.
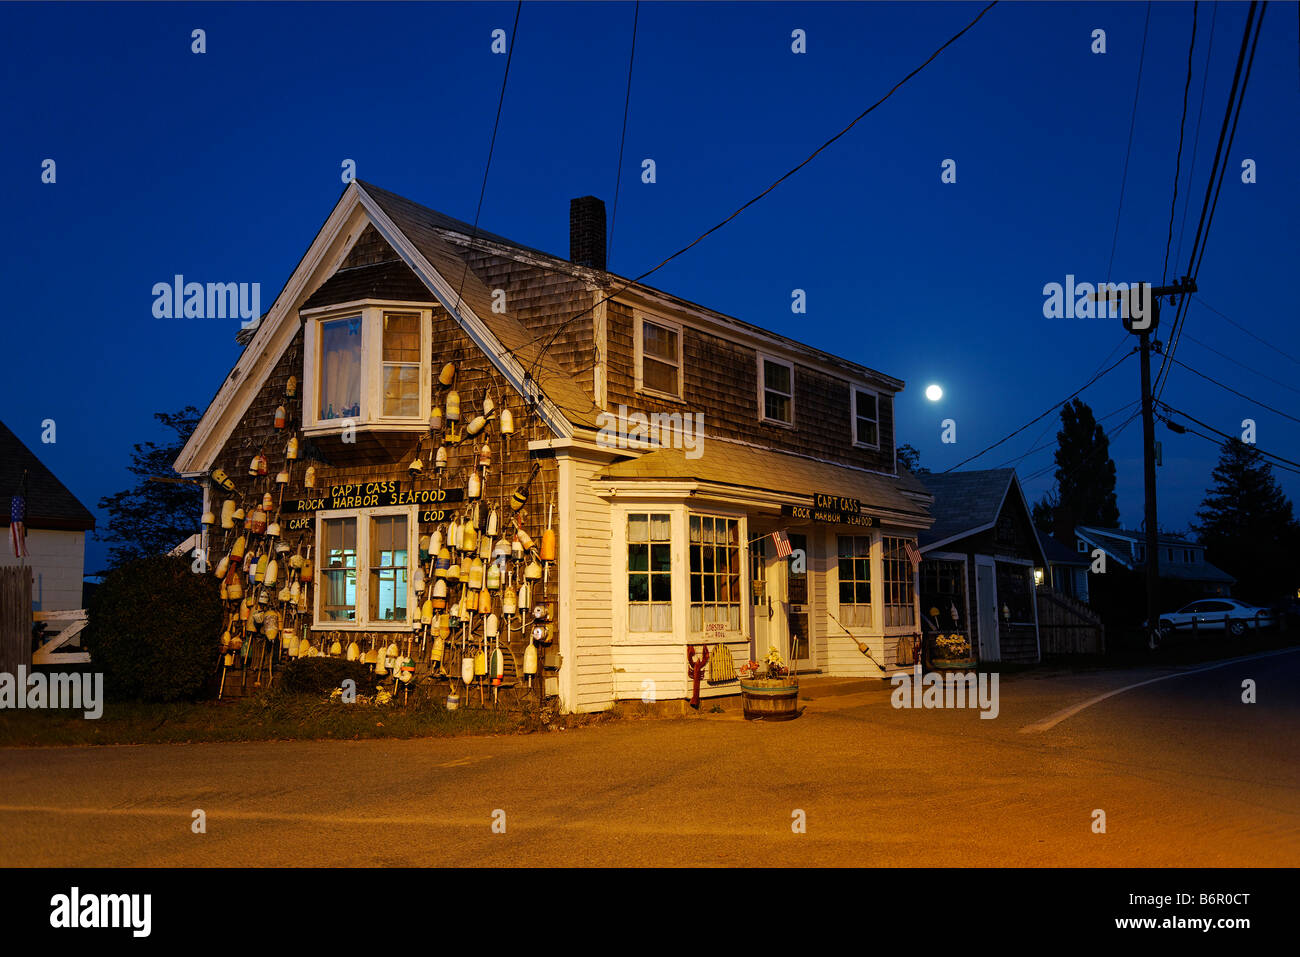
[813,492,862,514]
[782,503,878,527]
[283,482,465,513]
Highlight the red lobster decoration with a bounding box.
[686,644,711,709]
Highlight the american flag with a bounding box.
[9,494,28,559]
[770,530,792,558]
[904,540,921,569]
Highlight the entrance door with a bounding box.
[785,533,811,672]
[749,536,772,664]
[975,557,1000,662]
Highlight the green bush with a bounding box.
[85,555,223,702]
[280,656,376,695]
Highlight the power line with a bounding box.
[452,1,524,318]
[1173,1,1219,272]
[1104,2,1153,285]
[994,399,1140,469]
[1157,401,1300,471]
[1156,1,1264,401]
[525,0,1000,383]
[1163,417,1300,476]
[1023,409,1142,484]
[1181,332,1300,397]
[1194,295,1300,367]
[1163,354,1300,426]
[607,0,640,266]
[940,348,1136,473]
[1162,1,1199,285]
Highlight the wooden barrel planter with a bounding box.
[930,656,978,671]
[739,678,800,721]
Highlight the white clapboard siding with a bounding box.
[0,529,85,612]
[569,454,614,711]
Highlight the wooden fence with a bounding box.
[1,567,33,675]
[1037,586,1105,655]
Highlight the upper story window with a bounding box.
[759,356,794,425]
[1076,539,1088,553]
[852,388,879,448]
[302,302,432,433]
[1184,548,1195,563]
[635,313,682,399]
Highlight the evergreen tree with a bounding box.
[1033,399,1121,535]
[897,443,927,474]
[1192,438,1300,602]
[96,407,202,572]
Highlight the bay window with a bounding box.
[689,514,741,633]
[882,536,916,627]
[837,535,873,627]
[302,302,432,433]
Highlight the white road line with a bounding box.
[1018,646,1300,733]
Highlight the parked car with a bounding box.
[1148,599,1275,639]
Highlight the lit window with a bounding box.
[689,515,741,632]
[369,514,409,621]
[837,535,873,627]
[381,313,421,417]
[319,317,363,420]
[628,513,673,632]
[760,357,794,424]
[638,318,681,397]
[853,389,879,447]
[322,517,358,621]
[996,563,1033,623]
[882,536,916,627]
[317,508,413,628]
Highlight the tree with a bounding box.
[897,443,928,474]
[1192,438,1300,603]
[96,407,202,572]
[1032,399,1120,535]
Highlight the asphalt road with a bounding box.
[1,649,1297,866]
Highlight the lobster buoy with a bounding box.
[231,535,247,561]
[422,598,434,626]
[468,558,484,591]
[304,465,316,488]
[375,647,389,675]
[483,395,495,418]
[473,647,487,677]
[461,523,477,555]
[438,362,456,387]
[435,547,451,578]
[226,571,243,600]
[461,655,475,684]
[220,499,237,529]
[515,526,535,551]
[485,560,501,591]
[491,647,504,687]
[510,463,540,512]
[446,390,461,421]
[435,446,447,472]
[290,579,300,604]
[524,641,538,676]
[264,557,279,587]
[249,508,267,535]
[266,520,280,538]
[446,561,460,582]
[511,537,523,561]
[478,534,492,561]
[467,471,481,500]
[264,614,280,642]
[499,407,514,435]
[431,579,447,610]
[347,641,360,662]
[408,456,423,477]
[286,436,299,460]
[276,468,289,485]
[540,528,557,562]
[431,528,444,555]
[399,658,415,684]
[286,375,298,398]
[212,469,235,492]
[431,635,445,664]
[429,406,443,432]
[254,553,268,583]
[274,405,287,429]
[262,492,273,511]
[477,586,492,615]
[437,614,451,640]
[478,442,491,470]
[214,554,230,580]
[502,586,517,616]
[465,415,486,438]
[485,614,499,639]
[418,535,430,563]
[446,692,460,711]
[517,582,532,610]
[201,508,215,526]
[413,565,426,595]
[448,519,462,551]
[233,507,245,525]
[330,636,343,657]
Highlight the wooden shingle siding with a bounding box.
[604,300,896,472]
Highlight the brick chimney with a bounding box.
[569,196,607,271]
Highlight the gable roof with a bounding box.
[918,468,1047,565]
[1074,526,1235,583]
[0,420,95,531]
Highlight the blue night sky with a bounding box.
[2,1,1297,574]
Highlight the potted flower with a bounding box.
[929,632,977,670]
[737,646,800,720]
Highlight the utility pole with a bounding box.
[1094,276,1196,649]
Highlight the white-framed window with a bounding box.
[634,313,682,399]
[837,534,873,628]
[758,355,794,425]
[882,536,916,627]
[315,505,414,629]
[1184,548,1195,563]
[852,388,879,448]
[627,512,673,633]
[302,302,432,433]
[1076,539,1088,553]
[689,514,742,633]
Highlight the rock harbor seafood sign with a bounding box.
[781,493,879,527]
[280,481,465,529]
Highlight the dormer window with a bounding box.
[852,388,879,448]
[759,356,794,425]
[635,312,682,400]
[302,302,432,433]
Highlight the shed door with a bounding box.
[975,558,1001,662]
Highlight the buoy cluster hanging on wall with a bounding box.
[208,347,560,709]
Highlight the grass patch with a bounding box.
[0,691,550,747]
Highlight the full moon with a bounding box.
[925,384,943,401]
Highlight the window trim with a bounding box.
[688,512,743,635]
[835,532,876,628]
[301,300,433,435]
[633,311,684,401]
[851,387,881,450]
[757,354,795,427]
[312,504,416,631]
